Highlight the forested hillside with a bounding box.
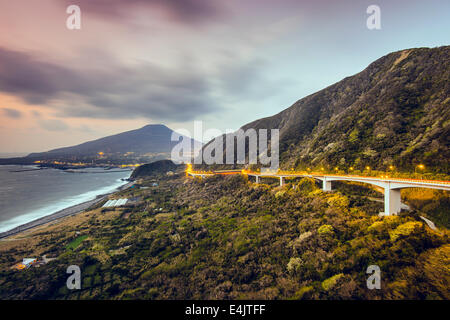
[1,174,448,299]
[211,47,450,173]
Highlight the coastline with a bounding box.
[0,181,134,240]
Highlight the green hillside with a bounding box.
[1,175,448,299]
[213,47,449,174]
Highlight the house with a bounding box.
[13,258,37,270]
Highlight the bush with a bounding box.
[292,231,313,249]
[321,273,344,291]
[290,286,313,300]
[389,221,423,241]
[327,194,350,208]
[318,225,334,236]
[287,257,303,274]
[419,244,450,299]
[368,221,384,233]
[297,178,318,195]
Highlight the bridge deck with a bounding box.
[187,170,449,215]
[188,171,450,189]
[247,173,449,184]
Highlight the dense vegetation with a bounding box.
[0,173,448,300]
[130,160,179,179]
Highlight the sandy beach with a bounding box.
[0,181,134,239]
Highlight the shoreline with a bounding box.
[0,181,134,240]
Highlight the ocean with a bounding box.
[0,165,131,233]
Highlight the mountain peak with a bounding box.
[141,124,168,129]
[23,124,191,161]
[237,46,449,172]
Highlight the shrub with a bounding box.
[327,194,350,208]
[420,244,450,299]
[287,257,303,274]
[389,221,423,241]
[368,221,384,233]
[293,231,313,249]
[275,190,286,198]
[297,178,318,195]
[318,224,334,235]
[321,273,344,291]
[290,286,313,300]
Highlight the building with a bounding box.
[13,258,37,270]
[102,198,128,208]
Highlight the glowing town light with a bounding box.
[185,163,193,177]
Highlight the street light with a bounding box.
[416,164,425,179]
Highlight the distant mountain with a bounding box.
[208,46,450,173]
[0,124,200,163]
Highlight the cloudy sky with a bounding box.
[0,0,449,153]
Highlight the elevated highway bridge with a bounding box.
[187,170,450,216]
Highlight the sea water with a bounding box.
[0,165,131,233]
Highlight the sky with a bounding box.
[0,0,449,153]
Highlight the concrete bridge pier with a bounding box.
[280,177,285,186]
[255,176,260,184]
[323,178,332,191]
[384,188,401,216]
